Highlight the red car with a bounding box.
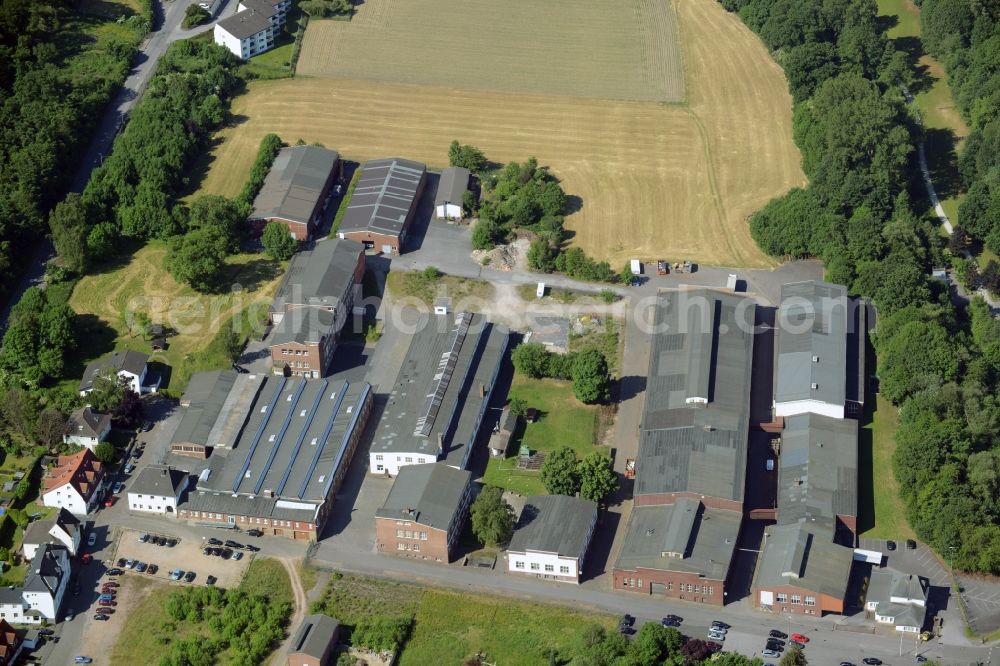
[147,564,158,575]
[790,633,809,644]
[104,496,116,508]
[80,553,92,564]
[96,606,115,614]
[102,581,119,588]
[99,600,117,607]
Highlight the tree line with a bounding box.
[720,0,1000,575]
[0,0,150,305]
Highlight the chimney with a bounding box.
[436,432,444,455]
[479,383,485,398]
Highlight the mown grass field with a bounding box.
[195,0,803,268]
[483,375,602,496]
[299,0,684,102]
[310,573,616,666]
[68,242,284,393]
[860,396,916,541]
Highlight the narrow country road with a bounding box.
[270,557,308,665]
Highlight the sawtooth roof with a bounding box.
[338,158,426,237]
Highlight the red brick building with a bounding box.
[249,145,340,241]
[375,463,472,563]
[337,158,426,255]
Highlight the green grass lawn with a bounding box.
[386,270,494,308]
[860,395,916,540]
[482,375,603,496]
[67,242,283,394]
[310,573,615,666]
[238,557,292,606]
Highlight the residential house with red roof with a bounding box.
[0,619,21,664]
[41,450,106,516]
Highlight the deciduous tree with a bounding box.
[540,446,579,496]
[470,485,515,547]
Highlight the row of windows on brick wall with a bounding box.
[397,542,420,552]
[280,349,308,356]
[395,530,428,540]
[775,593,816,606]
[514,561,570,574]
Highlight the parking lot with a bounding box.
[113,528,252,589]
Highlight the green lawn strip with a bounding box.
[330,167,361,237]
[238,557,292,607]
[860,395,916,541]
[482,375,601,496]
[310,573,614,665]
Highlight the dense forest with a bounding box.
[719,0,1000,574]
[0,0,150,304]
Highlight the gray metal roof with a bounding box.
[867,571,928,628]
[197,377,370,504]
[376,463,471,530]
[65,407,110,439]
[216,2,276,40]
[23,544,68,595]
[775,281,848,406]
[371,313,510,468]
[434,167,470,207]
[271,239,363,312]
[635,289,755,502]
[290,614,340,659]
[270,308,337,346]
[777,413,858,532]
[172,371,239,448]
[507,495,597,558]
[615,501,741,580]
[23,509,78,547]
[128,465,188,497]
[79,349,148,392]
[250,146,339,226]
[756,523,854,599]
[338,158,426,236]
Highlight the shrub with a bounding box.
[237,134,283,207]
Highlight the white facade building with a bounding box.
[41,450,106,517]
[79,349,157,396]
[370,451,436,477]
[62,406,111,450]
[866,571,928,633]
[127,465,188,515]
[22,509,81,560]
[18,545,70,623]
[214,0,291,60]
[506,495,598,584]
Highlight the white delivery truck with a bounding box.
[630,259,642,275]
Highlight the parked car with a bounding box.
[886,540,897,551]
[138,533,149,543]
[140,420,153,432]
[96,607,115,614]
[124,559,135,569]
[74,657,93,664]
[660,618,680,627]
[618,625,636,636]
[206,575,217,586]
[183,571,196,583]
[765,641,784,652]
[116,557,127,567]
[246,529,263,538]
[38,629,55,636]
[790,633,809,644]
[103,581,120,588]
[862,659,882,666]
[762,650,781,659]
[244,544,260,553]
[98,594,115,603]
[147,564,159,575]
[619,615,635,628]
[231,551,243,561]
[221,549,233,560]
[123,463,135,474]
[135,562,148,573]
[80,553,92,565]
[769,630,787,639]
[906,539,917,550]
[224,540,244,549]
[915,657,928,663]
[207,538,223,546]
[112,482,123,494]
[705,642,722,653]
[166,538,177,548]
[712,621,731,630]
[93,614,109,621]
[154,536,166,546]
[169,569,184,581]
[840,662,857,666]
[707,631,726,641]
[788,641,805,650]
[106,568,124,576]
[87,532,97,547]
[103,496,116,508]
[101,599,117,607]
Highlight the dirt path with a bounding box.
[269,557,308,666]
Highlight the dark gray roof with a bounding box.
[65,407,110,439]
[250,146,339,225]
[271,308,337,346]
[217,0,279,40]
[129,465,188,497]
[338,158,426,236]
[775,281,848,407]
[23,509,79,547]
[271,239,363,312]
[197,378,371,504]
[79,350,148,392]
[867,571,927,629]
[777,413,858,532]
[371,313,510,468]
[756,523,854,600]
[376,463,471,530]
[615,500,741,580]
[508,495,597,558]
[635,289,755,502]
[290,614,340,658]
[434,167,470,207]
[172,371,239,448]
[23,544,67,596]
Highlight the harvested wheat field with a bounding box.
[298,0,684,103]
[200,0,804,267]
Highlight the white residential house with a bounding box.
[866,571,928,633]
[17,544,70,623]
[214,0,291,60]
[21,509,81,560]
[79,349,158,396]
[41,450,106,517]
[127,466,188,515]
[506,495,598,584]
[62,406,111,450]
